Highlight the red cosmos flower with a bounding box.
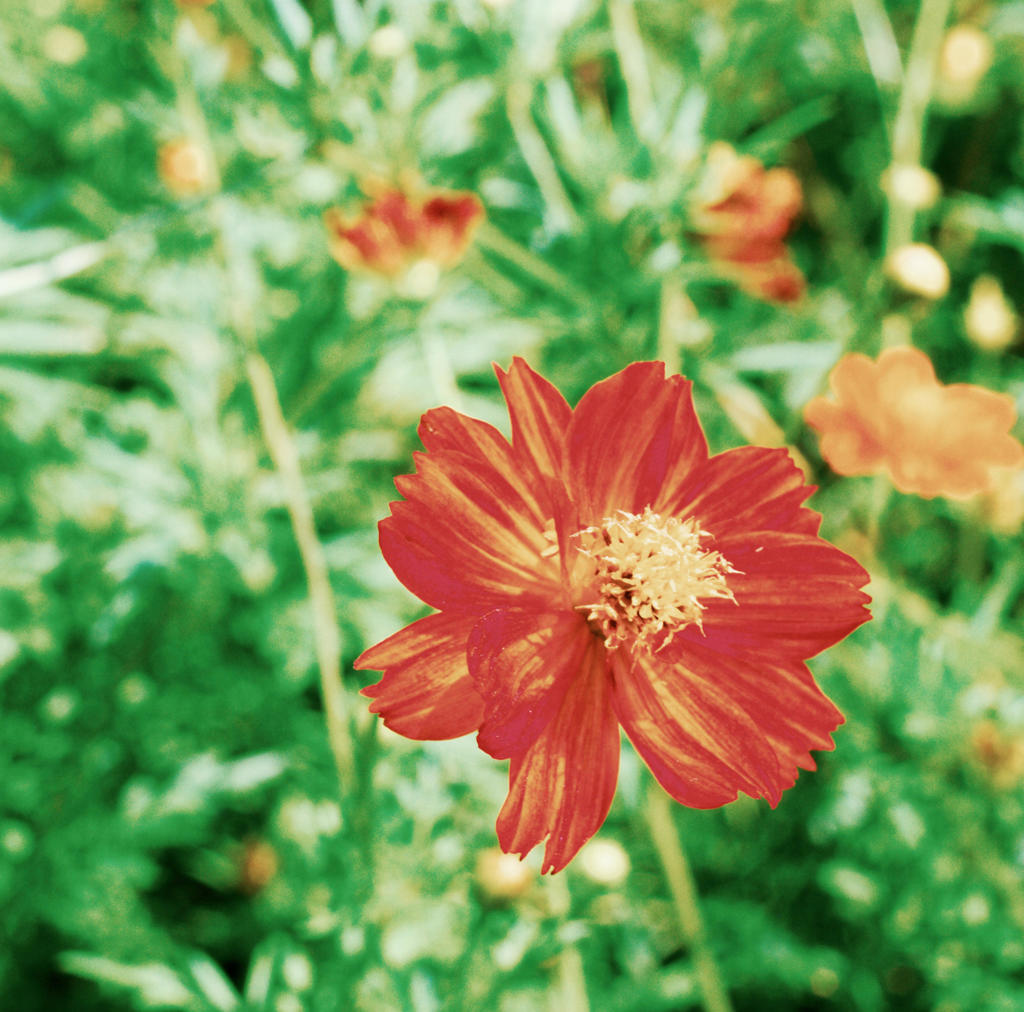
[691,142,806,304]
[805,346,1024,499]
[324,184,483,278]
[356,361,871,872]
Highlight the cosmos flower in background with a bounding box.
[324,182,483,281]
[157,138,217,198]
[356,360,871,872]
[804,346,1024,499]
[690,142,806,304]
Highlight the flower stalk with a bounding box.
[883,0,954,257]
[244,352,354,798]
[645,781,734,1012]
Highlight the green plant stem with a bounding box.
[475,224,590,305]
[244,352,354,799]
[883,0,954,258]
[609,0,653,140]
[506,79,578,234]
[545,873,590,1012]
[645,782,733,1012]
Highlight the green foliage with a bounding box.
[2,0,1024,1010]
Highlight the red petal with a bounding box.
[698,530,871,658]
[469,609,592,760]
[611,647,784,807]
[417,406,549,521]
[496,640,619,873]
[567,362,681,522]
[495,358,572,484]
[666,445,821,536]
[356,612,483,740]
[677,640,843,783]
[382,451,561,611]
[651,376,710,509]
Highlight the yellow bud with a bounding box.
[886,243,949,299]
[881,164,941,211]
[43,25,87,65]
[940,26,993,88]
[964,275,1017,351]
[578,838,630,887]
[474,848,533,901]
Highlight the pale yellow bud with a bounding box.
[578,839,630,887]
[368,25,408,58]
[977,467,1024,534]
[43,25,87,65]
[886,243,950,299]
[474,848,533,901]
[940,26,993,88]
[964,275,1018,351]
[881,164,941,211]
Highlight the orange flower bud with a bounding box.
[158,138,216,197]
[691,143,805,304]
[325,184,483,280]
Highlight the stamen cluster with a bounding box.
[574,506,738,650]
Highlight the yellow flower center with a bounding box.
[573,507,738,651]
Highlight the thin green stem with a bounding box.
[545,873,590,1012]
[645,781,733,1012]
[419,328,463,412]
[609,0,654,140]
[883,0,954,258]
[474,223,591,305]
[506,79,578,234]
[244,352,354,798]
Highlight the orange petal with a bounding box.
[567,362,680,522]
[696,529,871,658]
[611,648,784,807]
[495,357,572,485]
[667,445,820,537]
[496,639,619,874]
[356,612,483,739]
[382,450,561,611]
[673,639,843,786]
[469,609,592,760]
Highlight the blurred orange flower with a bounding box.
[324,184,483,278]
[804,346,1024,499]
[157,138,216,197]
[692,142,805,304]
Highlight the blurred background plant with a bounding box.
[2,0,1024,1009]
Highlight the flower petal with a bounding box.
[356,612,483,740]
[699,530,871,657]
[611,647,785,808]
[469,609,592,760]
[567,362,681,522]
[649,376,710,509]
[666,445,821,537]
[496,640,619,874]
[417,406,549,520]
[678,640,843,784]
[495,358,573,485]
[382,450,561,611]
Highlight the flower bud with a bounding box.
[881,164,940,211]
[939,26,992,92]
[158,138,216,197]
[886,243,949,299]
[964,275,1017,351]
[578,838,630,887]
[474,848,533,901]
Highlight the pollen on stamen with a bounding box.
[573,506,739,651]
